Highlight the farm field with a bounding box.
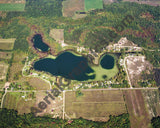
[85,0,103,12]
[123,90,151,128]
[0,38,16,50]
[0,62,9,80]
[65,90,127,122]
[0,52,12,59]
[0,0,25,4]
[3,92,36,114]
[0,3,25,11]
[62,0,84,17]
[28,77,50,90]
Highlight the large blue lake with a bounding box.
[33,52,95,81]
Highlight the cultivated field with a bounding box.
[0,0,25,4]
[85,0,103,11]
[0,3,25,11]
[65,90,127,121]
[3,92,36,114]
[0,52,12,59]
[28,77,50,90]
[0,38,15,50]
[0,62,9,80]
[62,0,85,17]
[123,90,151,128]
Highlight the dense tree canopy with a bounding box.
[0,108,130,128]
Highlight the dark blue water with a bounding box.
[32,34,49,52]
[100,54,114,69]
[33,52,95,81]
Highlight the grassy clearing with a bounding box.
[65,90,127,121]
[3,92,36,114]
[0,39,16,50]
[85,0,103,12]
[49,29,64,42]
[0,3,25,11]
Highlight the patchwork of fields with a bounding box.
[65,90,127,121]
[3,92,36,114]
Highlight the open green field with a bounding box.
[3,92,36,114]
[65,90,127,121]
[0,39,16,50]
[85,0,103,11]
[0,62,9,80]
[0,3,25,11]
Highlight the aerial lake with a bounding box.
[33,52,95,81]
[33,52,116,81]
[32,34,49,52]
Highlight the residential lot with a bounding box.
[65,90,127,121]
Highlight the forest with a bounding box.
[0,108,130,128]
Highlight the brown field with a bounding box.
[49,29,64,42]
[0,62,9,80]
[65,90,127,122]
[123,0,160,6]
[0,52,12,59]
[0,0,25,4]
[123,90,151,128]
[0,38,16,50]
[62,0,85,17]
[28,77,50,90]
[3,92,36,114]
[142,90,160,118]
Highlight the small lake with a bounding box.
[33,52,95,81]
[32,34,49,52]
[100,54,115,69]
